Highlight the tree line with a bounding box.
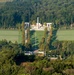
[0,0,74,28]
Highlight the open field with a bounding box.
[30,30,44,48]
[56,30,74,40]
[1,29,74,47]
[0,30,44,45]
[0,29,74,44]
[0,30,19,43]
[31,30,44,42]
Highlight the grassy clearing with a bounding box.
[0,29,74,44]
[0,30,44,45]
[56,30,74,40]
[0,30,19,43]
[30,30,44,42]
[30,30,44,48]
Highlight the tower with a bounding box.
[37,17,39,29]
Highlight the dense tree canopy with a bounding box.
[0,0,74,28]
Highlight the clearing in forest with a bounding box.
[56,30,74,40]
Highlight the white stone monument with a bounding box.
[25,22,30,29]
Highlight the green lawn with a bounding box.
[0,30,44,45]
[30,30,44,48]
[0,30,19,43]
[0,29,74,44]
[57,30,74,40]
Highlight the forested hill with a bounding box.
[0,0,74,28]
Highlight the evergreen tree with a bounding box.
[45,26,53,50]
[49,26,53,37]
[44,27,48,38]
[25,27,32,51]
[39,37,45,51]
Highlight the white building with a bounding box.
[24,51,34,55]
[36,23,42,29]
[31,21,52,31]
[46,23,52,28]
[25,22,30,29]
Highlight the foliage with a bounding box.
[0,40,74,75]
[0,40,23,75]
[0,0,74,28]
[21,21,25,46]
